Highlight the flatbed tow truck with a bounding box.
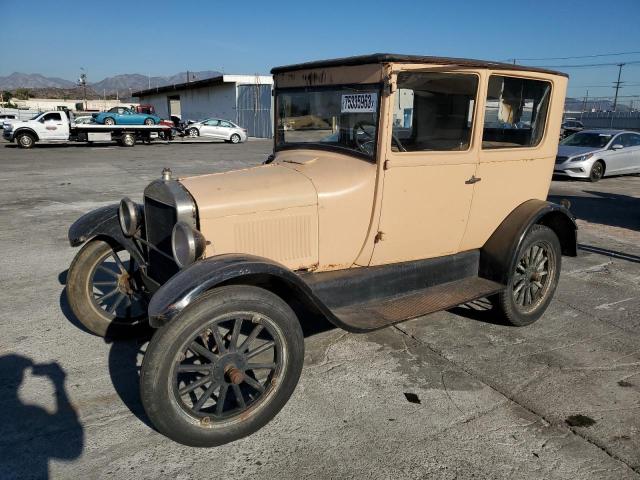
[2,109,171,148]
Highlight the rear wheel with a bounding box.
[66,239,148,337]
[104,117,116,126]
[589,161,604,182]
[120,133,135,147]
[16,132,35,148]
[140,285,304,447]
[491,225,561,326]
[230,133,241,144]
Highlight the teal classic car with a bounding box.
[93,107,161,125]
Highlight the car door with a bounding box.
[461,73,559,251]
[369,71,480,265]
[40,112,68,140]
[604,134,631,174]
[199,119,220,137]
[219,120,234,140]
[626,133,640,173]
[615,133,640,174]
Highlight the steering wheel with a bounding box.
[353,121,376,155]
[353,120,407,154]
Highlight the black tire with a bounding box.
[188,128,199,138]
[16,132,35,149]
[144,118,155,126]
[120,133,135,147]
[66,239,148,337]
[589,161,605,182]
[230,133,241,144]
[140,285,304,447]
[104,117,116,126]
[491,225,561,326]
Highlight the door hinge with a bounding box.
[374,231,385,243]
[383,160,390,170]
[465,175,482,185]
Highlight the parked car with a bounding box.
[134,104,156,115]
[66,54,574,448]
[186,118,247,143]
[93,107,161,126]
[73,116,93,125]
[0,113,17,124]
[555,129,640,181]
[560,120,584,139]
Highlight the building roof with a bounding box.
[270,53,568,77]
[133,74,273,97]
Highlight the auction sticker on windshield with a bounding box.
[341,93,378,113]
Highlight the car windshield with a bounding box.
[560,132,612,148]
[275,84,381,159]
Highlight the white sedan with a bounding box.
[185,118,247,143]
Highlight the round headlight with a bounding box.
[118,197,139,236]
[171,221,206,268]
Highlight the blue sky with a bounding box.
[2,0,640,101]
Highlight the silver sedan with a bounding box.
[554,129,640,182]
[185,118,248,143]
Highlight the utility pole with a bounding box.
[187,70,190,83]
[78,68,87,111]
[612,63,625,112]
[581,89,589,121]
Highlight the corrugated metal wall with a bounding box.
[236,84,273,138]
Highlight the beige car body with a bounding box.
[179,58,567,273]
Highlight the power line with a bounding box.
[535,60,640,68]
[506,50,640,62]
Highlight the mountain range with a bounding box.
[0,71,222,96]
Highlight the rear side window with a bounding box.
[482,76,551,149]
[220,121,232,128]
[391,72,478,152]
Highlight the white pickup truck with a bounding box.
[2,110,170,148]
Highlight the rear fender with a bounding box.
[67,204,145,265]
[147,254,342,329]
[480,199,577,284]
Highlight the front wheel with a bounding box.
[16,132,35,148]
[188,128,199,138]
[589,161,604,182]
[490,225,561,326]
[144,118,155,125]
[66,239,148,337]
[140,285,304,447]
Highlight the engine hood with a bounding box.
[178,164,318,220]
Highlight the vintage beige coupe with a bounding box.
[66,54,576,447]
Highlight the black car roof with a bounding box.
[271,53,568,77]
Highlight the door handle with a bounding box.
[465,175,481,184]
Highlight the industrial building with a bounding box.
[133,74,273,138]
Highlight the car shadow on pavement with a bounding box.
[447,297,512,326]
[548,190,640,232]
[0,354,84,479]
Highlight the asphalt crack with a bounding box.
[391,324,640,476]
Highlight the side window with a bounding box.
[630,134,640,147]
[42,113,62,122]
[220,121,232,128]
[618,134,640,147]
[391,72,478,152]
[482,75,551,149]
[205,119,220,126]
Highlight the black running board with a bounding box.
[332,277,505,332]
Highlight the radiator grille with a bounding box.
[144,197,179,283]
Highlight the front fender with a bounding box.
[148,254,338,329]
[480,199,577,284]
[68,204,145,265]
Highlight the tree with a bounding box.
[14,88,31,100]
[1,90,12,101]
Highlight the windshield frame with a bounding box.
[274,82,384,162]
